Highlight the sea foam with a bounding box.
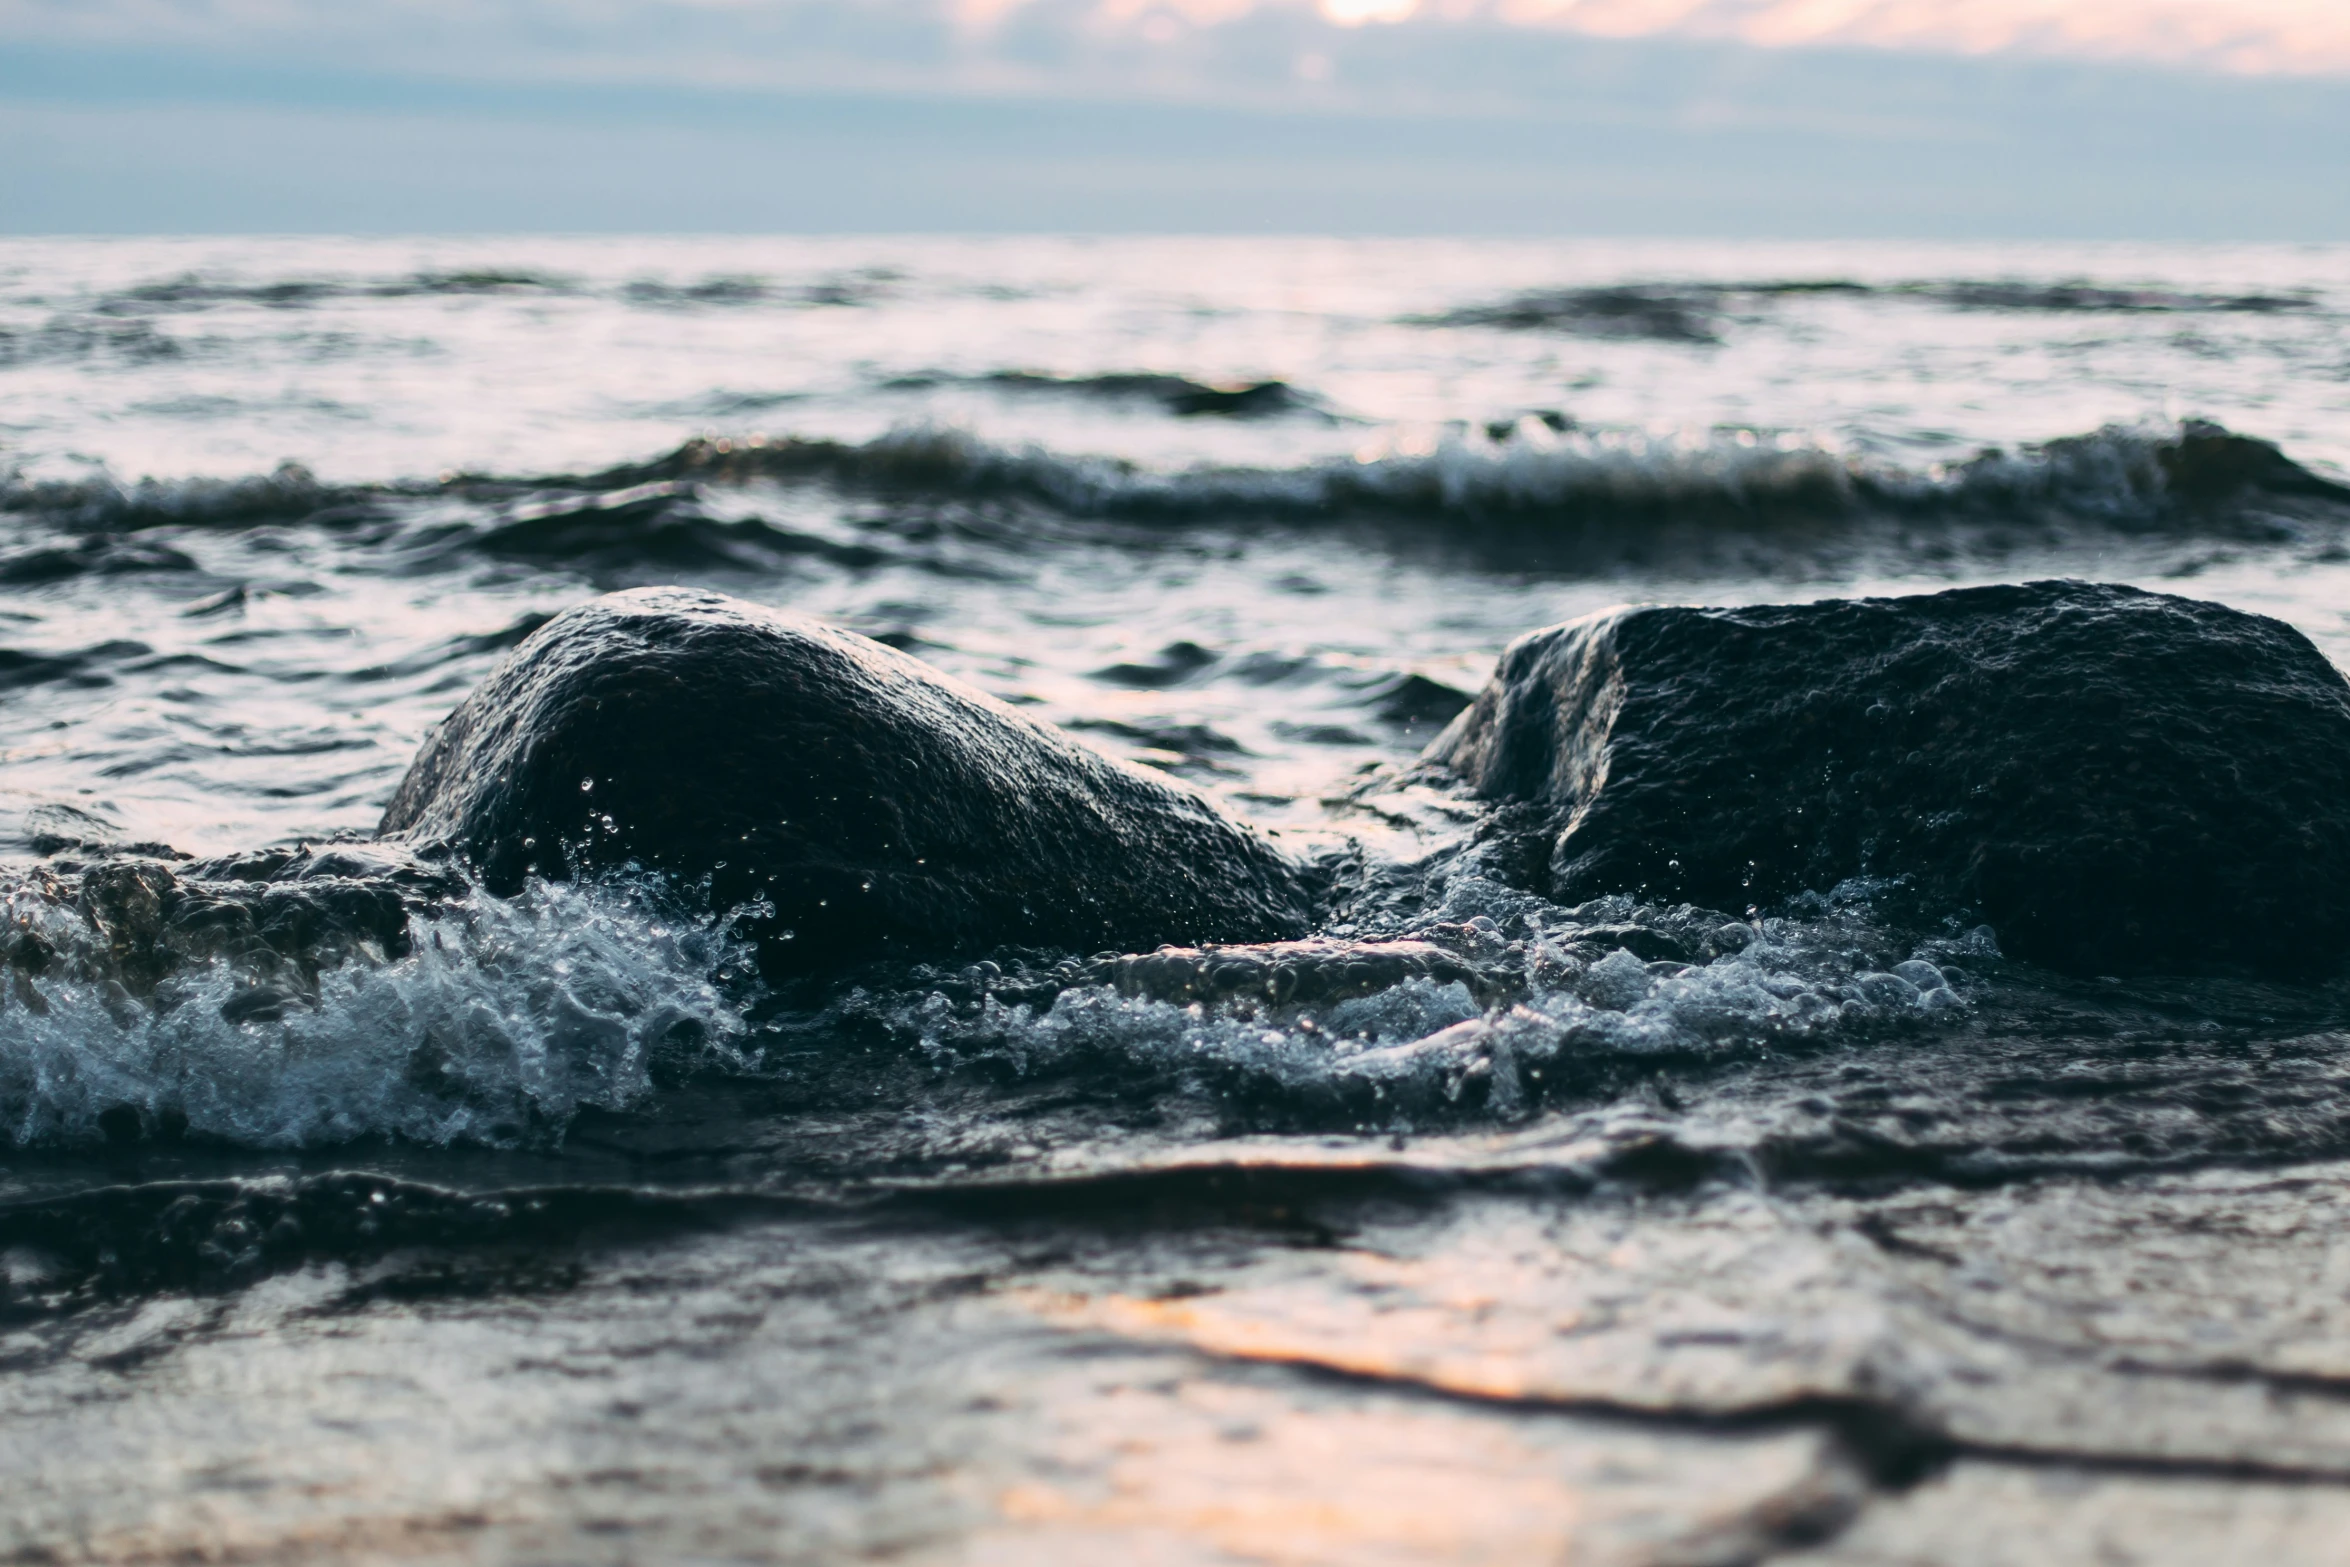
[0,871,754,1148]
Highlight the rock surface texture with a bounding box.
[379,588,1313,970]
[1430,579,2350,978]
[2,843,455,1002]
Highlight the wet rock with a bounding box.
[1431,579,2350,978]
[378,588,1313,972]
[3,841,458,1000]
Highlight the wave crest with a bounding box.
[7,420,2343,552]
[605,417,2350,539]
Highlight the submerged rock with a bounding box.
[1431,579,2350,978]
[379,588,1314,971]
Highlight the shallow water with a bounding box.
[6,235,2350,1563]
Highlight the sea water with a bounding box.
[5,235,2350,1563]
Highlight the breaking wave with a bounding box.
[579,417,2350,540]
[8,418,2340,551]
[6,841,2349,1178]
[806,876,1992,1135]
[0,845,2002,1152]
[0,868,755,1149]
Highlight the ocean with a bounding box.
[5,234,2350,1562]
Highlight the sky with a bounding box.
[3,0,2347,235]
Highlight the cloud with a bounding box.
[1319,0,1422,25]
[4,0,2347,87]
[5,0,2345,236]
[1500,0,2350,76]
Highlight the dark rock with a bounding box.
[378,588,1313,972]
[2,841,456,998]
[1430,580,2350,979]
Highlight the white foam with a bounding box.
[0,873,754,1148]
[881,880,1981,1126]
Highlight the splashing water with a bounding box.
[0,870,756,1148]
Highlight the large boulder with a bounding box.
[379,588,1314,971]
[1430,580,2350,978]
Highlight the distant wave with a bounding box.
[0,460,340,534]
[880,370,1334,420]
[59,267,899,319]
[5,421,2346,563]
[622,271,896,309]
[1419,286,1729,343]
[1920,280,2320,314]
[97,269,569,309]
[45,268,2313,351]
[0,269,582,366]
[0,316,192,369]
[1420,278,2324,342]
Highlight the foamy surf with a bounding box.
[0,869,755,1148]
